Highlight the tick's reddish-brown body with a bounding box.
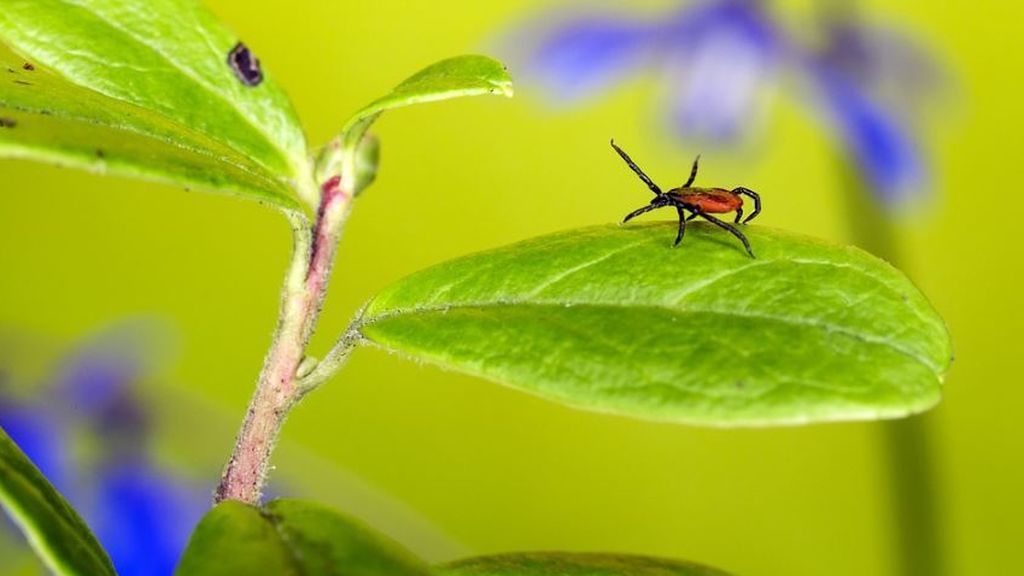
[671,187,744,214]
[611,140,762,257]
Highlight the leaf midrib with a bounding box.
[361,301,942,375]
[262,508,306,576]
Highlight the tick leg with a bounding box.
[734,207,743,224]
[611,140,662,196]
[674,206,688,246]
[733,187,761,223]
[686,211,699,221]
[683,154,701,187]
[698,212,755,258]
[622,203,661,223]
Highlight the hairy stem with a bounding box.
[214,176,352,504]
[838,164,945,576]
[297,324,363,395]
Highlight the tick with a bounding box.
[227,42,263,87]
[611,140,761,258]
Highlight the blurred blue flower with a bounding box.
[0,404,69,493]
[93,460,206,576]
[502,0,949,206]
[0,321,207,576]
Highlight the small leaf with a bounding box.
[340,55,513,148]
[331,55,512,190]
[360,223,952,426]
[0,425,116,576]
[176,499,430,576]
[0,0,315,209]
[437,552,735,576]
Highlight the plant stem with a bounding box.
[214,176,353,505]
[838,165,945,576]
[297,324,363,395]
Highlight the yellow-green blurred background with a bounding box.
[1,1,1020,575]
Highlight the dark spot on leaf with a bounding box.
[734,380,746,390]
[227,42,263,87]
[95,149,105,159]
[0,117,17,128]
[13,79,32,86]
[5,67,13,74]
[22,62,35,71]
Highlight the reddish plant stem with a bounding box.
[303,176,345,336]
[214,176,349,505]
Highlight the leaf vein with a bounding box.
[364,302,940,374]
[525,238,653,298]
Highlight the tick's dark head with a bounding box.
[622,193,672,224]
[649,194,672,207]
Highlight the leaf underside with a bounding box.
[361,223,952,426]
[0,0,310,209]
[340,54,513,150]
[437,552,735,576]
[0,426,116,576]
[175,499,430,576]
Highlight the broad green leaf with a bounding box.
[360,223,952,426]
[437,552,734,576]
[176,499,430,576]
[0,0,315,209]
[0,425,116,576]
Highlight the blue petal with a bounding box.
[667,26,778,142]
[92,462,207,576]
[817,17,952,116]
[660,0,784,142]
[56,352,139,417]
[659,0,779,53]
[812,66,925,204]
[0,404,70,493]
[512,13,658,103]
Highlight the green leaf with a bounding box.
[0,0,314,209]
[437,553,735,576]
[325,55,511,192]
[360,223,952,426]
[340,54,512,150]
[0,425,116,576]
[176,499,430,576]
